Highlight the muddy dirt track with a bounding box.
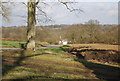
[68,46,120,65]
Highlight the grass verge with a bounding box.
[2,47,120,80]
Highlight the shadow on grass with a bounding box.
[69,48,120,81]
[4,75,104,81]
[74,59,120,81]
[2,48,120,81]
[2,49,49,77]
[7,75,67,81]
[60,47,71,52]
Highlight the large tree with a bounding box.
[25,0,82,51]
[26,1,36,51]
[1,0,82,51]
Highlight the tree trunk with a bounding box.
[26,1,36,51]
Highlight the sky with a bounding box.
[1,0,120,27]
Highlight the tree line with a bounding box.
[2,24,119,44]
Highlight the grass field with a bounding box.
[2,46,120,81]
[71,44,119,51]
[0,40,50,48]
[0,40,26,48]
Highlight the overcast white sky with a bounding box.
[1,0,120,27]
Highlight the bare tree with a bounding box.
[85,19,100,43]
[1,0,82,51]
[25,0,82,51]
[25,1,36,51]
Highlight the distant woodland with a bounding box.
[1,24,119,44]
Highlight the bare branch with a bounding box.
[41,2,50,6]
[36,0,39,5]
[36,6,46,16]
[36,5,52,23]
[0,2,11,22]
[22,2,27,7]
[58,0,83,12]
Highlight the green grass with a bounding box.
[2,47,120,80]
[0,40,26,48]
[38,47,66,53]
[0,40,51,48]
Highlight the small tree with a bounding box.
[85,19,100,43]
[85,19,99,25]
